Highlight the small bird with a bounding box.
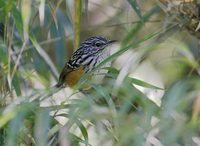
[56,36,116,88]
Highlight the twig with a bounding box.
[11,39,28,80]
[12,34,73,55]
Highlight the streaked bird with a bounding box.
[56,36,116,88]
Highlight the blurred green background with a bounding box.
[0,0,200,146]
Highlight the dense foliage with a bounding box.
[0,0,200,146]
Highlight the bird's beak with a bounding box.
[108,40,117,44]
[103,39,117,50]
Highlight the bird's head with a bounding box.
[80,36,117,55]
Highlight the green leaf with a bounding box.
[12,6,23,37]
[127,0,143,21]
[74,0,82,48]
[12,72,22,96]
[21,0,31,39]
[128,77,164,90]
[0,0,15,21]
[122,5,161,45]
[34,109,50,146]
[69,133,91,146]
[6,112,25,146]
[0,110,17,128]
[74,119,89,145]
[103,67,163,90]
[55,113,89,145]
[29,34,59,79]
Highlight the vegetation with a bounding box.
[0,0,200,145]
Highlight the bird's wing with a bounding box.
[56,61,85,88]
[56,47,85,88]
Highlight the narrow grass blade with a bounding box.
[21,0,31,39]
[128,0,143,21]
[74,0,82,49]
[30,34,59,79]
[39,0,45,26]
[34,109,50,146]
[128,77,164,90]
[104,67,163,90]
[122,5,161,45]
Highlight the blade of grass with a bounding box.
[11,40,28,80]
[21,0,31,40]
[6,112,25,146]
[30,34,59,79]
[128,77,164,90]
[56,113,89,145]
[34,109,50,146]
[122,5,161,45]
[5,103,37,146]
[92,84,117,115]
[83,0,88,27]
[0,110,17,128]
[127,0,143,21]
[106,68,163,90]
[69,133,91,146]
[39,0,45,26]
[12,6,23,37]
[74,0,82,49]
[74,119,89,145]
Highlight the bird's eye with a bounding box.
[95,42,102,47]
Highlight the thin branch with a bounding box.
[11,39,28,80]
[11,34,73,55]
[89,20,161,28]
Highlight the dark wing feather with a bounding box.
[55,64,73,88]
[56,46,88,88]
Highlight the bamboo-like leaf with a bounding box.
[21,0,31,40]
[74,0,82,49]
[191,93,200,124]
[128,0,143,21]
[29,34,59,79]
[128,77,164,90]
[56,113,89,145]
[0,23,4,37]
[104,67,163,90]
[12,73,22,96]
[0,0,15,21]
[69,133,91,146]
[92,84,117,115]
[6,112,25,146]
[83,0,88,27]
[122,5,161,45]
[34,109,50,146]
[0,110,17,128]
[3,102,38,145]
[74,119,89,145]
[12,7,23,37]
[39,0,45,26]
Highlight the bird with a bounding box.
[55,36,116,88]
